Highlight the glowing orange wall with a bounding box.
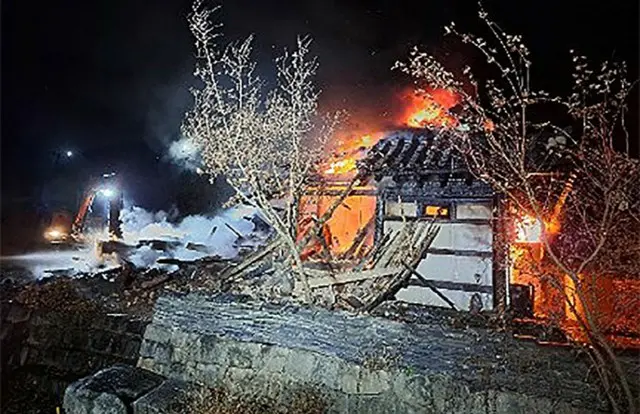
[297,194,376,257]
[510,243,640,348]
[510,243,566,321]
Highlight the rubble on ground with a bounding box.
[2,213,449,324]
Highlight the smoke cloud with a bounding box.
[120,204,270,264]
[167,137,202,171]
[2,204,272,279]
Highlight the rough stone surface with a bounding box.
[135,293,612,413]
[1,303,149,411]
[63,364,164,414]
[133,378,201,414]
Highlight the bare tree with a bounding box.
[182,1,340,301]
[395,4,639,412]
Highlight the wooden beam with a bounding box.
[306,267,402,288]
[338,215,375,260]
[401,262,458,311]
[224,238,282,279]
[362,268,413,312]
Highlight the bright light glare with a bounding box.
[515,215,543,243]
[66,150,73,157]
[99,188,116,198]
[48,230,62,238]
[45,228,66,240]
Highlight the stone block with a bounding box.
[126,319,148,335]
[89,332,112,353]
[137,357,156,372]
[224,366,256,390]
[281,349,319,382]
[6,305,31,323]
[226,341,264,369]
[63,364,164,414]
[430,374,469,413]
[139,340,172,364]
[142,324,172,344]
[258,345,288,375]
[392,373,433,411]
[166,362,193,382]
[359,369,391,395]
[194,362,225,386]
[494,391,555,414]
[105,315,128,333]
[326,392,350,414]
[345,394,399,414]
[110,336,140,358]
[61,330,89,349]
[170,329,198,349]
[171,338,201,364]
[338,364,361,394]
[130,294,615,414]
[311,355,343,391]
[133,379,202,414]
[194,335,222,364]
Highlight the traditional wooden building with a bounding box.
[298,128,503,312]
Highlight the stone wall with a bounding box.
[134,294,609,414]
[1,302,148,412]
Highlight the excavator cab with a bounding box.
[44,211,73,244]
[43,173,123,246]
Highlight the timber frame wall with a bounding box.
[375,176,502,312]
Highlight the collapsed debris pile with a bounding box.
[4,213,443,322]
[228,218,442,312]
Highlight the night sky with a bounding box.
[2,0,638,222]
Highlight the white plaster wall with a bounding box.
[456,203,492,219]
[416,254,493,286]
[383,200,494,311]
[384,201,418,217]
[429,223,492,252]
[395,285,493,311]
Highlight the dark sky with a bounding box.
[2,0,638,213]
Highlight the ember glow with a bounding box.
[297,194,376,259]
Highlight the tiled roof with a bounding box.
[359,128,467,180]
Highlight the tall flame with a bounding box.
[320,87,461,179]
[403,88,459,128]
[321,133,382,177]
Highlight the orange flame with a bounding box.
[403,88,459,128]
[320,87,461,179]
[321,133,382,178]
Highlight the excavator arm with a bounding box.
[44,173,122,244]
[71,192,96,236]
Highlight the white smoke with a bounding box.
[2,248,120,280]
[1,204,272,279]
[168,138,201,171]
[120,204,269,267]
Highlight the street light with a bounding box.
[65,150,73,158]
[98,187,116,198]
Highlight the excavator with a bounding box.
[43,173,123,246]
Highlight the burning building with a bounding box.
[295,88,640,349]
[299,127,498,312]
[296,87,502,312]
